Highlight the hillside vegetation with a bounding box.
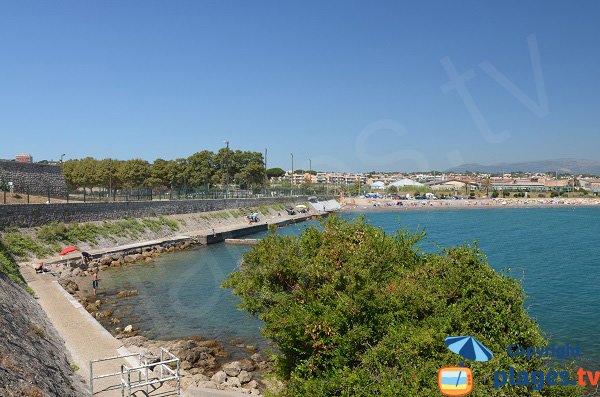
[224,216,578,396]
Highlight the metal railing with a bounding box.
[89,348,180,397]
[120,348,180,397]
[90,352,144,396]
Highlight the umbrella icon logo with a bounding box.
[438,336,494,396]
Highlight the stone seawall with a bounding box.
[0,196,318,227]
[0,160,68,198]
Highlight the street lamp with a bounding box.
[290,153,294,196]
[224,140,229,198]
[60,154,66,163]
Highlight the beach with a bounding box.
[341,196,600,212]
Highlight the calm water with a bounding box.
[101,208,600,365]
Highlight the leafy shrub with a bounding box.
[491,191,499,198]
[0,239,32,292]
[224,217,578,396]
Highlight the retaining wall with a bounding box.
[0,196,320,227]
[0,161,68,198]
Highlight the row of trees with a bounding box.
[63,149,267,193]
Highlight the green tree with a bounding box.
[224,217,578,397]
[267,168,286,178]
[116,159,150,194]
[187,151,215,189]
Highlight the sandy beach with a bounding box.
[341,197,600,212]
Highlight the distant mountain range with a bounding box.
[446,159,600,175]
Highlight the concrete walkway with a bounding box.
[22,266,178,397]
[19,211,326,396]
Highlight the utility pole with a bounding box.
[224,140,229,198]
[109,158,112,201]
[290,153,294,196]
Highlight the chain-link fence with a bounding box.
[0,182,353,204]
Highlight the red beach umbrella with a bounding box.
[59,246,79,256]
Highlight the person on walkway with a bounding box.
[35,262,45,273]
[92,269,99,297]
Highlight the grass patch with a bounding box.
[0,239,32,293]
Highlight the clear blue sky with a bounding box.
[1,1,599,171]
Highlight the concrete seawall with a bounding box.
[0,196,331,227]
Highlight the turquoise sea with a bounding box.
[101,208,600,366]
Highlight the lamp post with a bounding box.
[224,140,229,198]
[290,153,294,196]
[60,154,66,164]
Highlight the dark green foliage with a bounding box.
[224,217,578,397]
[491,191,500,198]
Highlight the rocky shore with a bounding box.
[122,335,272,394]
[50,228,275,394]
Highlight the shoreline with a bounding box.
[22,207,325,395]
[340,197,600,212]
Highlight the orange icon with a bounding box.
[438,366,473,396]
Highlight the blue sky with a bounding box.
[1,1,599,171]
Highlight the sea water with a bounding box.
[101,207,600,365]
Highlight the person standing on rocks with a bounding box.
[92,269,99,297]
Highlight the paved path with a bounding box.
[18,211,327,396]
[22,266,178,397]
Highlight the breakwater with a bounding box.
[0,196,329,227]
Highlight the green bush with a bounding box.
[224,217,578,397]
[0,239,32,293]
[491,191,499,198]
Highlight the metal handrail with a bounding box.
[90,352,143,396]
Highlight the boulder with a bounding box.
[250,353,262,363]
[239,359,255,372]
[238,370,251,384]
[197,381,217,389]
[227,377,241,388]
[210,371,227,384]
[222,361,241,377]
[244,380,258,390]
[124,324,134,333]
[250,388,260,395]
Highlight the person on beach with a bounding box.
[35,262,45,273]
[92,269,99,297]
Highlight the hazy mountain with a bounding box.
[446,159,600,175]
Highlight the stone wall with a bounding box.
[0,273,85,396]
[0,196,319,227]
[0,160,68,198]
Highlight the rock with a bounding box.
[100,256,112,266]
[96,309,113,319]
[244,380,258,390]
[223,361,241,377]
[116,290,139,298]
[193,373,210,382]
[72,268,82,276]
[245,345,257,352]
[181,361,192,370]
[239,359,255,372]
[124,325,134,333]
[197,381,217,389]
[227,377,241,388]
[111,260,122,267]
[61,279,79,295]
[250,353,262,363]
[238,370,251,384]
[85,303,99,313]
[110,318,120,324]
[211,371,227,384]
[250,388,260,395]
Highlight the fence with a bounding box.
[89,348,180,397]
[0,182,352,204]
